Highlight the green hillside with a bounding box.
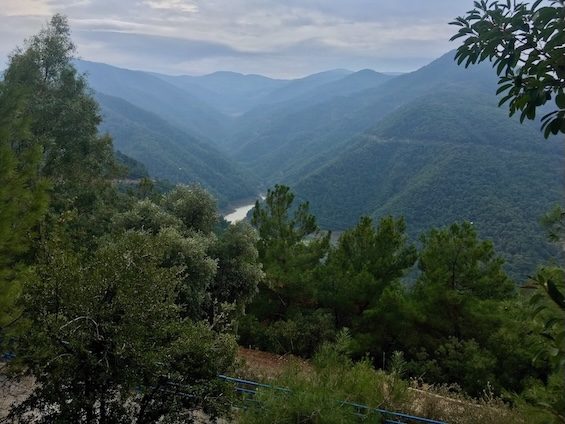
[75,60,231,142]
[96,93,258,206]
[294,87,564,277]
[227,70,394,180]
[227,52,497,181]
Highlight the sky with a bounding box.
[0,0,473,78]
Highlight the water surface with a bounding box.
[224,202,256,223]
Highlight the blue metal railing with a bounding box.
[218,375,447,424]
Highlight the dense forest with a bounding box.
[1,2,565,423]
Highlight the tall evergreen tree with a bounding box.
[251,184,329,314]
[317,216,416,329]
[2,14,116,247]
[413,222,514,341]
[0,82,48,336]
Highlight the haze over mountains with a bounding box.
[76,52,564,277]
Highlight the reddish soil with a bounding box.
[236,347,311,380]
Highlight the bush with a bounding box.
[238,311,336,357]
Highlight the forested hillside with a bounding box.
[96,93,258,205]
[227,51,496,180]
[294,85,563,276]
[226,69,394,178]
[74,60,230,141]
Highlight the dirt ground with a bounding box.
[236,347,311,380]
[0,363,34,421]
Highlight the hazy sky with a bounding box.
[0,0,473,78]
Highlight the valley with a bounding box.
[76,51,563,279]
[2,5,564,423]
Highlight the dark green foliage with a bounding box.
[541,205,565,244]
[313,217,418,365]
[0,81,49,333]
[417,222,514,300]
[239,311,336,357]
[450,0,565,137]
[242,185,332,356]
[295,85,564,278]
[246,188,550,397]
[397,223,553,396]
[402,224,517,392]
[113,199,184,235]
[413,337,498,395]
[251,184,329,290]
[209,222,264,316]
[11,231,236,423]
[316,216,416,330]
[161,184,218,234]
[522,206,565,422]
[112,185,263,324]
[1,15,120,251]
[4,15,116,192]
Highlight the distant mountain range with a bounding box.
[77,53,564,277]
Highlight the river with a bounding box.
[223,195,265,224]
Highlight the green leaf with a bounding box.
[531,0,544,12]
[496,83,514,95]
[547,280,565,310]
[498,93,514,106]
[544,121,553,138]
[556,92,565,109]
[534,7,557,25]
[532,304,547,317]
[550,118,561,135]
[496,59,507,75]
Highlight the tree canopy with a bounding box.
[2,16,263,423]
[450,0,565,137]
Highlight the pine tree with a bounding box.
[0,82,48,335]
[2,14,117,247]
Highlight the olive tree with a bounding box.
[10,231,236,423]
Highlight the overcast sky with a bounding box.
[1,0,473,78]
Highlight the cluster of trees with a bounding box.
[241,186,560,402]
[238,2,565,421]
[0,15,263,423]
